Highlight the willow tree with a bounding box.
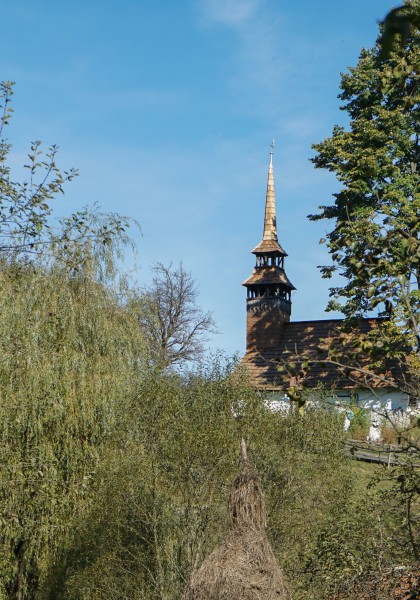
[310,0,420,355]
[0,267,146,598]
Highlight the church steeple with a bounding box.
[243,145,296,351]
[251,140,286,256]
[262,148,277,242]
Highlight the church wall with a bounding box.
[265,388,413,442]
[266,388,409,412]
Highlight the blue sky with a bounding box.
[2,0,396,356]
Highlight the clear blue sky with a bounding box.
[2,0,396,356]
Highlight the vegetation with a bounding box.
[380,1,420,59]
[42,383,412,600]
[310,0,420,354]
[309,0,420,585]
[0,267,145,598]
[307,0,420,443]
[0,82,134,276]
[1,5,420,594]
[132,261,216,371]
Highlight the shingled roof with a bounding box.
[242,266,296,289]
[241,318,405,391]
[251,238,287,255]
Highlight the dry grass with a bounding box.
[183,440,291,600]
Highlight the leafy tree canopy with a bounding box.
[310,0,420,352]
[380,1,420,58]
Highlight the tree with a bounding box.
[310,0,420,355]
[380,2,420,58]
[134,262,216,370]
[0,82,136,275]
[0,81,143,599]
[0,267,146,599]
[0,83,76,258]
[309,1,420,571]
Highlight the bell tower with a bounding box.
[243,143,295,351]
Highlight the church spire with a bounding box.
[243,144,296,351]
[251,143,287,256]
[262,139,277,244]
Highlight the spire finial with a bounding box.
[270,138,275,163]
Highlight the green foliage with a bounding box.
[0,83,76,259]
[379,1,420,59]
[0,266,145,598]
[45,380,395,600]
[310,0,420,353]
[310,10,420,577]
[347,400,371,439]
[0,82,76,259]
[0,81,147,599]
[0,82,137,275]
[385,461,420,561]
[50,360,261,599]
[306,493,394,594]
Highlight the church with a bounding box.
[241,149,410,414]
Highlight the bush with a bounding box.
[52,385,367,600]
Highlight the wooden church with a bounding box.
[241,149,410,413]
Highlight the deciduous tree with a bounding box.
[310,0,420,355]
[309,2,420,570]
[0,82,136,275]
[0,81,143,599]
[134,262,216,370]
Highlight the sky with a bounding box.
[2,0,398,357]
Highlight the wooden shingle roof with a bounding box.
[241,318,405,391]
[251,239,287,256]
[251,147,288,258]
[242,266,296,289]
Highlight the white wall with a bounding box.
[265,388,413,442]
[332,388,409,412]
[267,388,409,412]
